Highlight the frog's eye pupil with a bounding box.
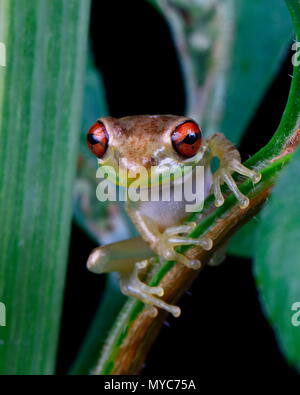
[182,132,198,145]
[171,120,202,158]
[87,133,100,145]
[86,121,109,159]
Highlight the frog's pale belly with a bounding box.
[139,166,212,229]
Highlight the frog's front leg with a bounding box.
[127,206,213,271]
[207,133,261,208]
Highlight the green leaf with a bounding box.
[254,147,300,372]
[227,217,259,258]
[0,0,90,374]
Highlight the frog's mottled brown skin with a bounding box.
[87,115,261,317]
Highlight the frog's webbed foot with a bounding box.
[119,260,181,318]
[159,222,213,270]
[212,159,261,209]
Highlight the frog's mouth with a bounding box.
[97,141,206,188]
[97,160,197,189]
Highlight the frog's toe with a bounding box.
[212,160,261,209]
[229,159,261,184]
[166,235,213,251]
[160,223,212,270]
[161,244,202,270]
[213,168,249,209]
[119,260,181,318]
[163,222,198,237]
[163,222,212,250]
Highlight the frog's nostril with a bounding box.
[149,156,156,166]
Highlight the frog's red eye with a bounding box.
[87,121,109,158]
[171,120,202,158]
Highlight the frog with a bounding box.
[86,115,261,317]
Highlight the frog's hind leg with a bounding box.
[87,238,181,318]
[87,236,154,274]
[120,260,181,318]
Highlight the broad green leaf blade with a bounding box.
[0,0,90,374]
[254,147,300,372]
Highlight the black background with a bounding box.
[56,0,297,378]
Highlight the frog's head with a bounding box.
[86,115,205,187]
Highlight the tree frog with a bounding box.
[86,115,261,317]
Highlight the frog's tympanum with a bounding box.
[86,115,261,317]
